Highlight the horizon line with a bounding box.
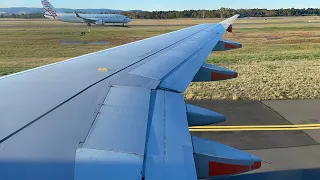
[2,6,320,11]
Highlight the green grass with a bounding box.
[208,46,320,64]
[237,26,320,33]
[0,17,320,100]
[0,26,176,60]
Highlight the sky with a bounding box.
[1,0,320,11]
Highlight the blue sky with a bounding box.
[1,0,320,11]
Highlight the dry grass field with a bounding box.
[0,17,320,100]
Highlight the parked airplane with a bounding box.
[41,0,131,26]
[0,15,259,179]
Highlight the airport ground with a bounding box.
[189,99,320,177]
[1,17,320,178]
[0,16,320,101]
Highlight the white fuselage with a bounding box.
[47,13,131,24]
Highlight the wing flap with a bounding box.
[143,90,166,179]
[84,86,151,154]
[144,90,197,179]
[164,91,197,179]
[75,86,151,179]
[75,148,143,180]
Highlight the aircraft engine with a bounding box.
[95,20,105,25]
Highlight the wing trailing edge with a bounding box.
[74,86,151,180]
[74,148,143,180]
[144,90,197,179]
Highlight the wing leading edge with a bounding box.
[0,15,261,180]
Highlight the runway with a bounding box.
[187,100,320,179]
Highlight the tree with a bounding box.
[3,8,320,20]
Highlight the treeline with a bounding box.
[1,8,320,19]
[0,13,44,19]
[121,8,320,19]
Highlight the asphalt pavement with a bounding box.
[187,100,320,179]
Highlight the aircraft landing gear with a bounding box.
[87,23,91,26]
[122,23,125,27]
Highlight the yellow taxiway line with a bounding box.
[190,124,320,129]
[189,124,320,132]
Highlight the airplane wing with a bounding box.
[0,15,261,180]
[74,11,97,23]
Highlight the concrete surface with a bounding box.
[263,100,320,143]
[247,145,320,172]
